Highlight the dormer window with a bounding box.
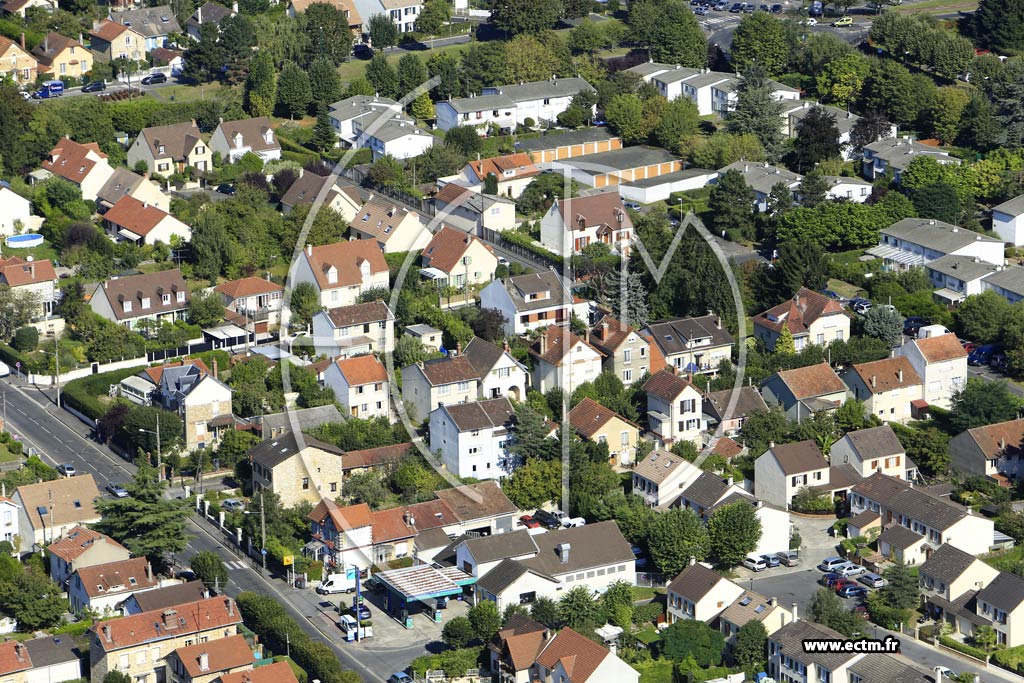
[141,297,151,309]
[176,291,185,303]
[327,265,338,284]
[158,145,165,154]
[233,132,243,148]
[263,129,273,144]
[123,301,132,313]
[162,293,170,304]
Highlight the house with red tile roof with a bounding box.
[89,19,144,61]
[103,195,191,246]
[88,597,242,683]
[528,326,602,395]
[761,362,849,422]
[323,355,390,419]
[0,256,58,320]
[643,370,706,449]
[568,397,640,466]
[443,152,540,199]
[166,634,255,683]
[291,240,389,309]
[539,191,633,257]
[420,226,498,287]
[951,417,1024,483]
[48,527,130,589]
[215,277,283,327]
[1,0,55,17]
[753,287,850,353]
[0,635,80,683]
[841,356,923,424]
[39,137,114,201]
[32,32,89,79]
[896,333,967,409]
[219,660,297,683]
[69,556,159,616]
[0,35,37,83]
[307,499,374,570]
[341,442,411,476]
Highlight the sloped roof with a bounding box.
[535,627,611,683]
[0,256,57,287]
[851,473,969,531]
[91,596,242,652]
[97,167,150,206]
[842,425,905,459]
[171,634,253,677]
[462,337,509,377]
[587,315,641,357]
[248,432,345,470]
[16,475,101,529]
[633,449,691,484]
[462,529,538,563]
[774,362,847,400]
[41,137,107,184]
[0,641,31,676]
[131,581,207,613]
[519,521,633,576]
[323,300,393,327]
[765,440,827,475]
[754,287,846,337]
[878,524,925,550]
[95,269,188,321]
[528,326,598,367]
[417,354,480,386]
[186,1,232,29]
[301,239,388,291]
[667,563,723,602]
[342,442,411,470]
[215,117,279,154]
[352,196,419,243]
[31,32,82,66]
[90,19,131,42]
[76,557,158,598]
[554,191,633,232]
[440,397,514,433]
[467,153,539,183]
[978,571,1024,612]
[920,543,978,585]
[334,355,387,386]
[961,418,1024,460]
[47,526,127,562]
[434,481,517,521]
[847,356,922,393]
[912,334,968,363]
[308,499,372,530]
[104,195,171,237]
[136,121,203,162]
[370,498,455,543]
[703,386,767,422]
[220,661,298,683]
[644,370,696,402]
[215,277,283,299]
[111,6,182,37]
[770,620,859,671]
[568,397,635,439]
[421,226,492,274]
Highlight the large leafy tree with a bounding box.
[815,52,870,107]
[416,0,451,35]
[881,560,920,610]
[467,601,501,642]
[501,457,561,509]
[276,61,313,119]
[949,378,1023,433]
[974,0,1024,56]
[791,106,841,173]
[649,1,706,67]
[0,568,67,630]
[184,23,227,83]
[733,621,768,674]
[396,53,428,97]
[662,619,725,666]
[727,64,785,160]
[653,97,699,154]
[605,93,657,145]
[809,587,861,636]
[490,0,562,35]
[647,508,710,577]
[367,13,399,49]
[244,50,277,117]
[730,12,788,76]
[96,461,189,562]
[558,585,599,630]
[707,501,762,567]
[708,168,755,240]
[862,305,904,348]
[309,57,342,110]
[191,551,229,591]
[366,54,400,99]
[303,2,355,65]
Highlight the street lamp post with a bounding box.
[137,412,162,481]
[40,340,60,407]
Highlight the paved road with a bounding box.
[700,5,871,51]
[0,377,417,681]
[969,365,1024,397]
[27,77,177,103]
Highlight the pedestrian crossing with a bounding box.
[224,560,247,571]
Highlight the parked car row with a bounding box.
[743,551,800,572]
[520,510,586,530]
[968,342,1009,372]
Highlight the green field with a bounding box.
[890,0,979,13]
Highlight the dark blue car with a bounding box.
[969,343,1003,366]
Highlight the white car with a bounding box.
[497,256,510,267]
[743,555,768,572]
[0,361,9,377]
[802,16,817,24]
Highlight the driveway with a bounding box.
[733,514,839,581]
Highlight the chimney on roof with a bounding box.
[768,596,777,607]
[769,441,775,449]
[162,610,177,628]
[199,653,209,672]
[232,0,238,12]
[145,562,152,580]
[226,598,234,616]
[20,32,25,49]
[14,642,24,662]
[540,331,548,355]
[503,338,510,353]
[306,244,312,256]
[29,263,34,279]
[102,624,112,642]
[212,359,218,379]
[1001,437,1007,450]
[558,542,571,564]
[792,603,798,622]
[898,368,903,383]
[197,4,201,20]
[456,341,462,356]
[871,375,876,389]
[601,320,609,340]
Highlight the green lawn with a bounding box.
[827,277,864,299]
[6,239,60,265]
[632,586,657,601]
[0,442,22,463]
[338,41,472,82]
[148,81,230,103]
[891,0,978,12]
[635,626,662,644]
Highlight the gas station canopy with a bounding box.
[376,564,476,602]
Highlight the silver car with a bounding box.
[836,563,867,578]
[776,550,800,567]
[859,572,886,588]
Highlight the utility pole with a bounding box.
[260,491,266,572]
[53,336,60,407]
[155,411,162,482]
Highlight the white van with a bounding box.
[918,324,951,339]
[562,517,586,528]
[317,573,356,595]
[337,614,372,641]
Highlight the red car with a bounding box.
[961,340,979,354]
[854,606,870,620]
[519,514,540,529]
[833,579,856,593]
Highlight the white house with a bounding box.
[462,336,528,402]
[869,218,1004,270]
[631,448,703,508]
[949,417,1024,482]
[825,175,873,203]
[442,153,540,199]
[780,100,896,161]
[308,499,374,571]
[14,476,101,553]
[993,194,1024,246]
[290,240,389,309]
[326,94,433,160]
[0,186,31,236]
[862,136,960,182]
[761,363,849,422]
[0,494,18,549]
[754,440,831,510]
[717,161,801,212]
[830,425,915,481]
[102,195,191,246]
[479,271,587,336]
[310,300,396,358]
[528,325,602,395]
[896,333,967,409]
[349,196,429,253]
[209,117,282,164]
[926,254,1001,306]
[643,370,706,449]
[666,563,744,624]
[48,527,130,590]
[420,226,499,287]
[90,269,189,331]
[841,357,924,425]
[323,355,389,419]
[435,77,596,132]
[627,62,799,116]
[983,265,1024,304]
[429,396,514,479]
[68,557,160,616]
[539,191,633,257]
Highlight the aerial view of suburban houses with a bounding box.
[7,0,1024,682]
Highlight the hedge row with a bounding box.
[63,366,146,420]
[938,634,988,661]
[236,592,361,683]
[501,230,562,265]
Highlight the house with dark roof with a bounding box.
[753,288,850,353]
[429,397,515,479]
[209,117,281,165]
[32,32,88,79]
[993,192,1024,246]
[567,397,639,466]
[643,370,706,449]
[68,557,159,616]
[291,240,389,309]
[215,277,284,328]
[462,336,527,402]
[528,325,602,395]
[841,356,924,424]
[975,571,1024,647]
[869,217,1002,270]
[702,385,767,435]
[249,432,347,508]
[761,362,849,422]
[950,417,1024,483]
[518,128,622,165]
[896,333,967,409]
[109,6,181,50]
[127,121,210,175]
[472,521,635,613]
[96,167,168,213]
[831,425,915,481]
[643,314,734,376]
[401,353,482,422]
[754,440,856,510]
[279,172,362,221]
[926,253,1001,306]
[862,137,959,183]
[254,405,344,440]
[479,271,586,336]
[666,563,743,624]
[88,597,241,683]
[488,616,639,683]
[435,77,596,133]
[539,191,633,257]
[431,183,516,234]
[420,226,498,287]
[849,472,995,563]
[983,264,1024,304]
[0,635,81,683]
[89,19,144,61]
[310,299,396,359]
[90,269,190,330]
[123,581,207,615]
[184,1,235,41]
[15,477,101,554]
[48,526,130,589]
[920,543,999,631]
[588,315,650,384]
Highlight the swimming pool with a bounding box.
[5,234,43,249]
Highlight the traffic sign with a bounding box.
[261,548,267,555]
[282,554,294,566]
